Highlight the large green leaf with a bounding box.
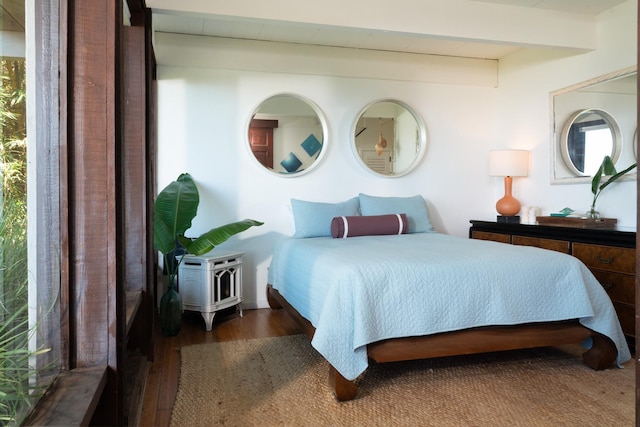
[591,156,620,195]
[590,156,637,209]
[591,156,610,195]
[598,161,637,193]
[182,219,264,256]
[602,156,617,176]
[153,173,200,256]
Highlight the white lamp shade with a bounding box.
[489,149,529,177]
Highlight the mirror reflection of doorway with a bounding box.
[360,149,391,174]
[248,119,277,168]
[355,117,395,173]
[352,99,426,178]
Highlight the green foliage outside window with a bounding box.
[0,58,42,426]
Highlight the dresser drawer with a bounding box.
[589,270,634,305]
[471,231,510,244]
[572,243,635,275]
[469,221,636,339]
[512,235,570,253]
[612,302,635,337]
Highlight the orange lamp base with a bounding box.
[495,176,521,216]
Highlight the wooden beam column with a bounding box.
[67,0,122,424]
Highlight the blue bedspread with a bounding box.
[268,233,631,380]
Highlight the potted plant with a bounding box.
[588,155,637,218]
[153,173,263,336]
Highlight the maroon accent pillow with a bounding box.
[331,214,409,238]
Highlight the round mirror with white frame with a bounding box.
[351,99,427,177]
[247,94,327,177]
[560,108,622,177]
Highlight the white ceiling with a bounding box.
[472,0,627,13]
[148,0,630,60]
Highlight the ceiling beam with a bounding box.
[1,0,25,31]
[154,32,499,86]
[147,0,596,52]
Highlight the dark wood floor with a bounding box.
[138,308,302,427]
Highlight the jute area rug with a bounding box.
[170,334,634,426]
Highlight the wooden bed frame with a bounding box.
[266,284,618,402]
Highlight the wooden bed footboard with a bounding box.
[266,284,618,402]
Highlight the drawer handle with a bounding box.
[596,255,614,264]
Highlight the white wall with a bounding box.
[2,31,25,57]
[156,69,498,308]
[496,0,636,227]
[155,0,636,309]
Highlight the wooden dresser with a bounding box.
[469,220,636,340]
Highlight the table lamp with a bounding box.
[489,149,529,222]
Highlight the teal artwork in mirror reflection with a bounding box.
[280,152,302,173]
[301,134,322,157]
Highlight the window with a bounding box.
[1,1,61,423]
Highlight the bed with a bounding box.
[267,195,631,401]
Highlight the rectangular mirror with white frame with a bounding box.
[551,66,637,184]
